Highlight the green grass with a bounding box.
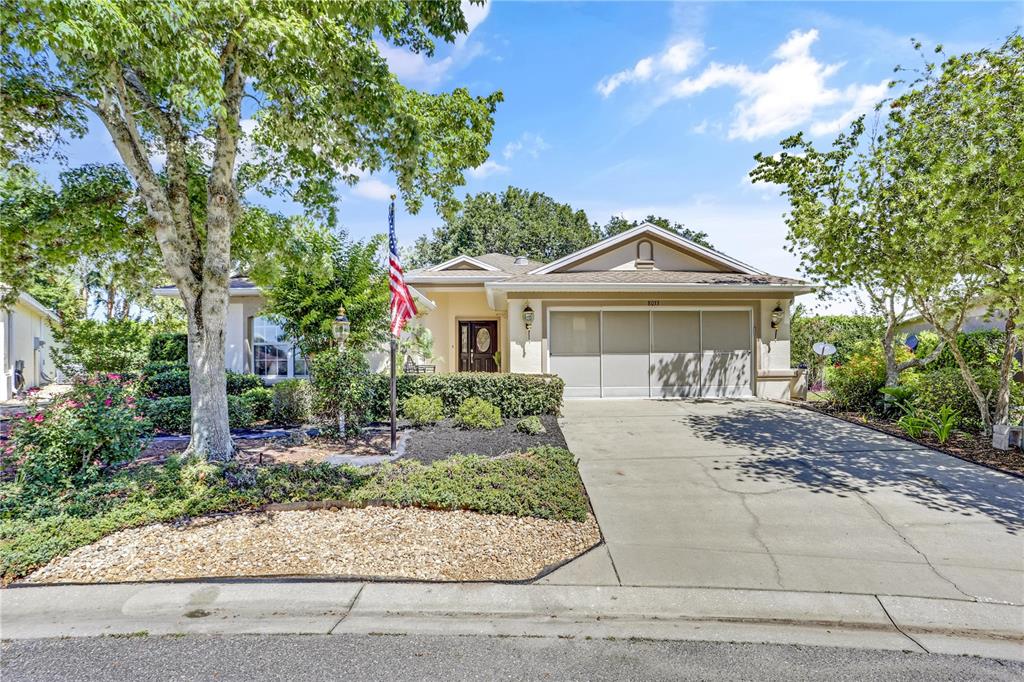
[0,446,588,583]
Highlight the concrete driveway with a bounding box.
[544,399,1024,605]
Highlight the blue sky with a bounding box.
[35,1,1021,313]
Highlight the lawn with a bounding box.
[0,446,591,584]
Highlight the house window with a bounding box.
[252,316,308,378]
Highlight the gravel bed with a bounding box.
[401,415,567,464]
[22,507,599,584]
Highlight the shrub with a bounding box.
[790,312,885,368]
[272,379,312,426]
[143,368,264,398]
[929,329,1013,373]
[310,349,371,436]
[51,319,152,375]
[141,395,255,434]
[148,332,188,363]
[241,387,273,422]
[141,360,187,376]
[401,395,443,426]
[454,397,502,430]
[914,366,1023,433]
[827,352,887,412]
[516,415,546,435]
[350,447,589,521]
[4,376,149,488]
[365,373,564,422]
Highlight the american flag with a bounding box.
[388,200,417,337]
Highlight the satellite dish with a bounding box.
[1014,371,1024,385]
[905,334,919,351]
[812,342,837,357]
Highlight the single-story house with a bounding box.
[157,223,812,399]
[1,292,61,401]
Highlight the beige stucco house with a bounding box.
[1,292,61,401]
[160,223,811,400]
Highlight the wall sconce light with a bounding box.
[770,303,784,340]
[522,303,535,340]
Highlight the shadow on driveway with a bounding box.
[681,405,1024,534]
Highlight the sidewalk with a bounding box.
[2,581,1021,662]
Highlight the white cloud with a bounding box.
[466,159,509,179]
[502,132,549,160]
[342,167,396,201]
[379,0,490,87]
[691,119,708,134]
[597,39,702,97]
[662,29,888,141]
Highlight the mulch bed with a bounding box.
[400,415,567,464]
[794,401,1024,477]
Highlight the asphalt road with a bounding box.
[2,634,1020,681]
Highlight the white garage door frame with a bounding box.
[546,305,755,399]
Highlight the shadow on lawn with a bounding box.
[681,404,1024,534]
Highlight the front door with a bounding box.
[459,321,499,372]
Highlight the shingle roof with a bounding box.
[406,253,545,278]
[497,271,809,287]
[153,276,259,295]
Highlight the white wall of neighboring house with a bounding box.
[1,293,61,401]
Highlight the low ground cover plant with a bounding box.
[454,397,503,430]
[402,395,443,426]
[0,446,588,582]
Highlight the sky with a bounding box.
[32,1,1022,314]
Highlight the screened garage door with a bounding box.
[549,309,752,398]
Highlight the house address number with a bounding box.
[647,300,660,307]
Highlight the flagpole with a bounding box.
[389,195,398,454]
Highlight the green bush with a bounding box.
[516,415,546,435]
[827,352,886,412]
[141,395,255,434]
[401,395,444,426]
[143,368,264,398]
[241,387,273,422]
[141,360,187,376]
[453,397,502,430]
[4,376,150,489]
[914,366,1023,433]
[310,349,371,435]
[929,329,1013,373]
[272,379,312,426]
[790,312,885,368]
[365,373,564,422]
[148,332,188,363]
[50,319,153,375]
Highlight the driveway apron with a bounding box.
[550,399,1024,605]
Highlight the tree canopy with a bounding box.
[1,0,502,460]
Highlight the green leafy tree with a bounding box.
[883,35,1023,431]
[409,186,597,266]
[3,1,501,460]
[256,222,389,357]
[601,214,713,249]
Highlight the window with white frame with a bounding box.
[252,317,308,378]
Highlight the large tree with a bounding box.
[2,1,501,460]
[409,186,597,266]
[884,35,1023,431]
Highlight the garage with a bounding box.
[548,308,753,399]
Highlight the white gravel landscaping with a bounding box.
[22,507,600,584]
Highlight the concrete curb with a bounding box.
[2,582,1020,661]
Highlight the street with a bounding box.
[2,633,1020,681]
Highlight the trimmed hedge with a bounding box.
[143,368,264,398]
[148,333,188,363]
[241,387,274,422]
[454,397,502,430]
[365,373,564,422]
[141,395,255,434]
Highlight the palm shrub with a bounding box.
[454,397,502,430]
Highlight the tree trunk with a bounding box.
[882,313,900,388]
[993,310,1019,427]
[184,291,233,461]
[943,331,993,433]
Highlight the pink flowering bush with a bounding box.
[5,374,150,488]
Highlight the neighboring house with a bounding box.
[157,223,812,399]
[899,302,1009,336]
[1,292,61,401]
